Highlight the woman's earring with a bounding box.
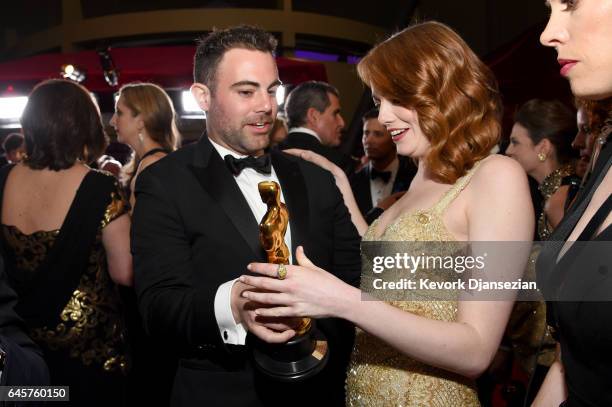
[538,152,547,162]
[138,132,144,144]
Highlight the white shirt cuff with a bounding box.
[214,279,248,345]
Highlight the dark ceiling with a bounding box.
[1,1,550,58]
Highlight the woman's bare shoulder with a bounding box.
[470,154,527,192]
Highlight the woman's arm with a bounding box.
[352,158,533,377]
[544,185,570,229]
[244,156,534,378]
[284,149,368,236]
[244,247,514,378]
[102,213,134,286]
[532,344,567,407]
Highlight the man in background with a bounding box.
[350,108,416,223]
[2,133,26,165]
[281,81,355,174]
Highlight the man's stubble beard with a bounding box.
[207,105,271,155]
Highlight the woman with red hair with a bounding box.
[242,22,533,405]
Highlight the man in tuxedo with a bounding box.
[132,26,361,407]
[350,108,417,223]
[280,81,356,174]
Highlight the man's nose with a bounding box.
[255,90,274,113]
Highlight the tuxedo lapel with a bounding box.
[392,158,416,194]
[362,167,373,209]
[188,137,266,262]
[351,168,372,214]
[271,150,310,263]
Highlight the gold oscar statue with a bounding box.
[258,181,311,334]
[251,180,328,381]
[258,181,290,263]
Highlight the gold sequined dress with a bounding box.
[346,162,482,407]
[0,169,129,405]
[537,164,578,240]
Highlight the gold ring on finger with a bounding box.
[277,264,287,280]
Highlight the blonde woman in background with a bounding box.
[110,82,180,210]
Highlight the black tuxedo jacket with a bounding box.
[349,157,417,218]
[279,131,356,175]
[132,136,361,407]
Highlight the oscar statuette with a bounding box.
[251,180,329,381]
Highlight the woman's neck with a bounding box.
[21,160,89,173]
[133,137,164,159]
[530,160,560,184]
[413,158,434,183]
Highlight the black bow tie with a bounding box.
[371,168,392,183]
[224,154,272,176]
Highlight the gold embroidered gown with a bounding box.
[346,163,482,407]
[537,164,577,240]
[0,169,129,405]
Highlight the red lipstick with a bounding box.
[389,128,409,143]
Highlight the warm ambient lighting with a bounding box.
[61,64,86,83]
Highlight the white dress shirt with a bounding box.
[369,157,399,208]
[210,139,292,345]
[288,126,321,143]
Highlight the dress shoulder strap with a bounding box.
[140,147,169,162]
[432,160,483,214]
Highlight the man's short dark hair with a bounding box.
[193,25,278,91]
[2,133,24,153]
[362,108,379,123]
[21,79,107,171]
[284,81,339,129]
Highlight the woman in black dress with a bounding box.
[0,79,133,405]
[109,82,180,406]
[535,1,612,406]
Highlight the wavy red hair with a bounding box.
[357,21,502,184]
[575,97,612,138]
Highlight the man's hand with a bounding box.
[230,280,297,343]
[377,191,405,210]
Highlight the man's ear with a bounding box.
[306,107,320,127]
[190,83,211,112]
